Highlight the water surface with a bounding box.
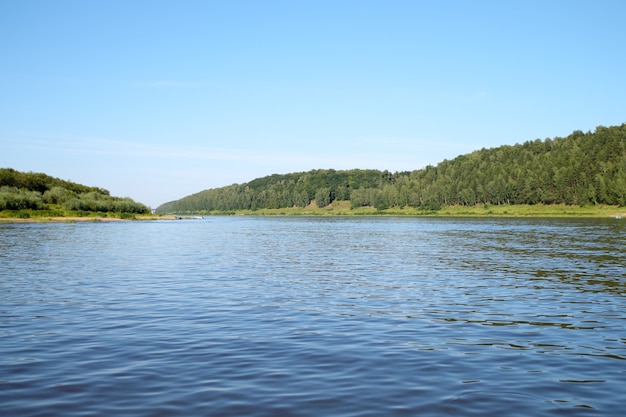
[1,217,625,416]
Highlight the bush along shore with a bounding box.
[0,168,152,221]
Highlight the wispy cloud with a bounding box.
[15,131,476,169]
[10,131,473,189]
[13,133,342,166]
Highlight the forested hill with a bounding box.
[156,124,626,214]
[0,168,149,214]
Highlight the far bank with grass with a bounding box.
[195,200,625,218]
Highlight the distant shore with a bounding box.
[167,202,626,218]
[2,204,625,222]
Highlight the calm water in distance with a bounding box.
[1,217,625,416]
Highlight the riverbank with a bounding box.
[201,201,626,218]
[0,214,176,223]
[2,203,625,222]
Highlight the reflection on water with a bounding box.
[0,217,625,416]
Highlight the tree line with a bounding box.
[156,169,389,213]
[155,123,626,214]
[0,168,150,214]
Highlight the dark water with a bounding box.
[1,217,625,416]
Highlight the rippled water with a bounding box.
[1,217,625,416]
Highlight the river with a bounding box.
[1,217,625,416]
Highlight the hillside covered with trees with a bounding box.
[0,168,150,217]
[157,124,626,214]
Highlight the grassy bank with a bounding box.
[198,201,625,218]
[0,209,173,223]
[435,203,625,217]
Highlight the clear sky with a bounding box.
[1,0,625,208]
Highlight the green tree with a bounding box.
[315,187,332,208]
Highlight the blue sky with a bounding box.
[1,0,625,208]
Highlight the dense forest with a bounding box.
[157,124,626,214]
[0,168,150,215]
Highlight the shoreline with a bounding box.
[0,215,176,223]
[1,204,624,222]
[187,202,626,218]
